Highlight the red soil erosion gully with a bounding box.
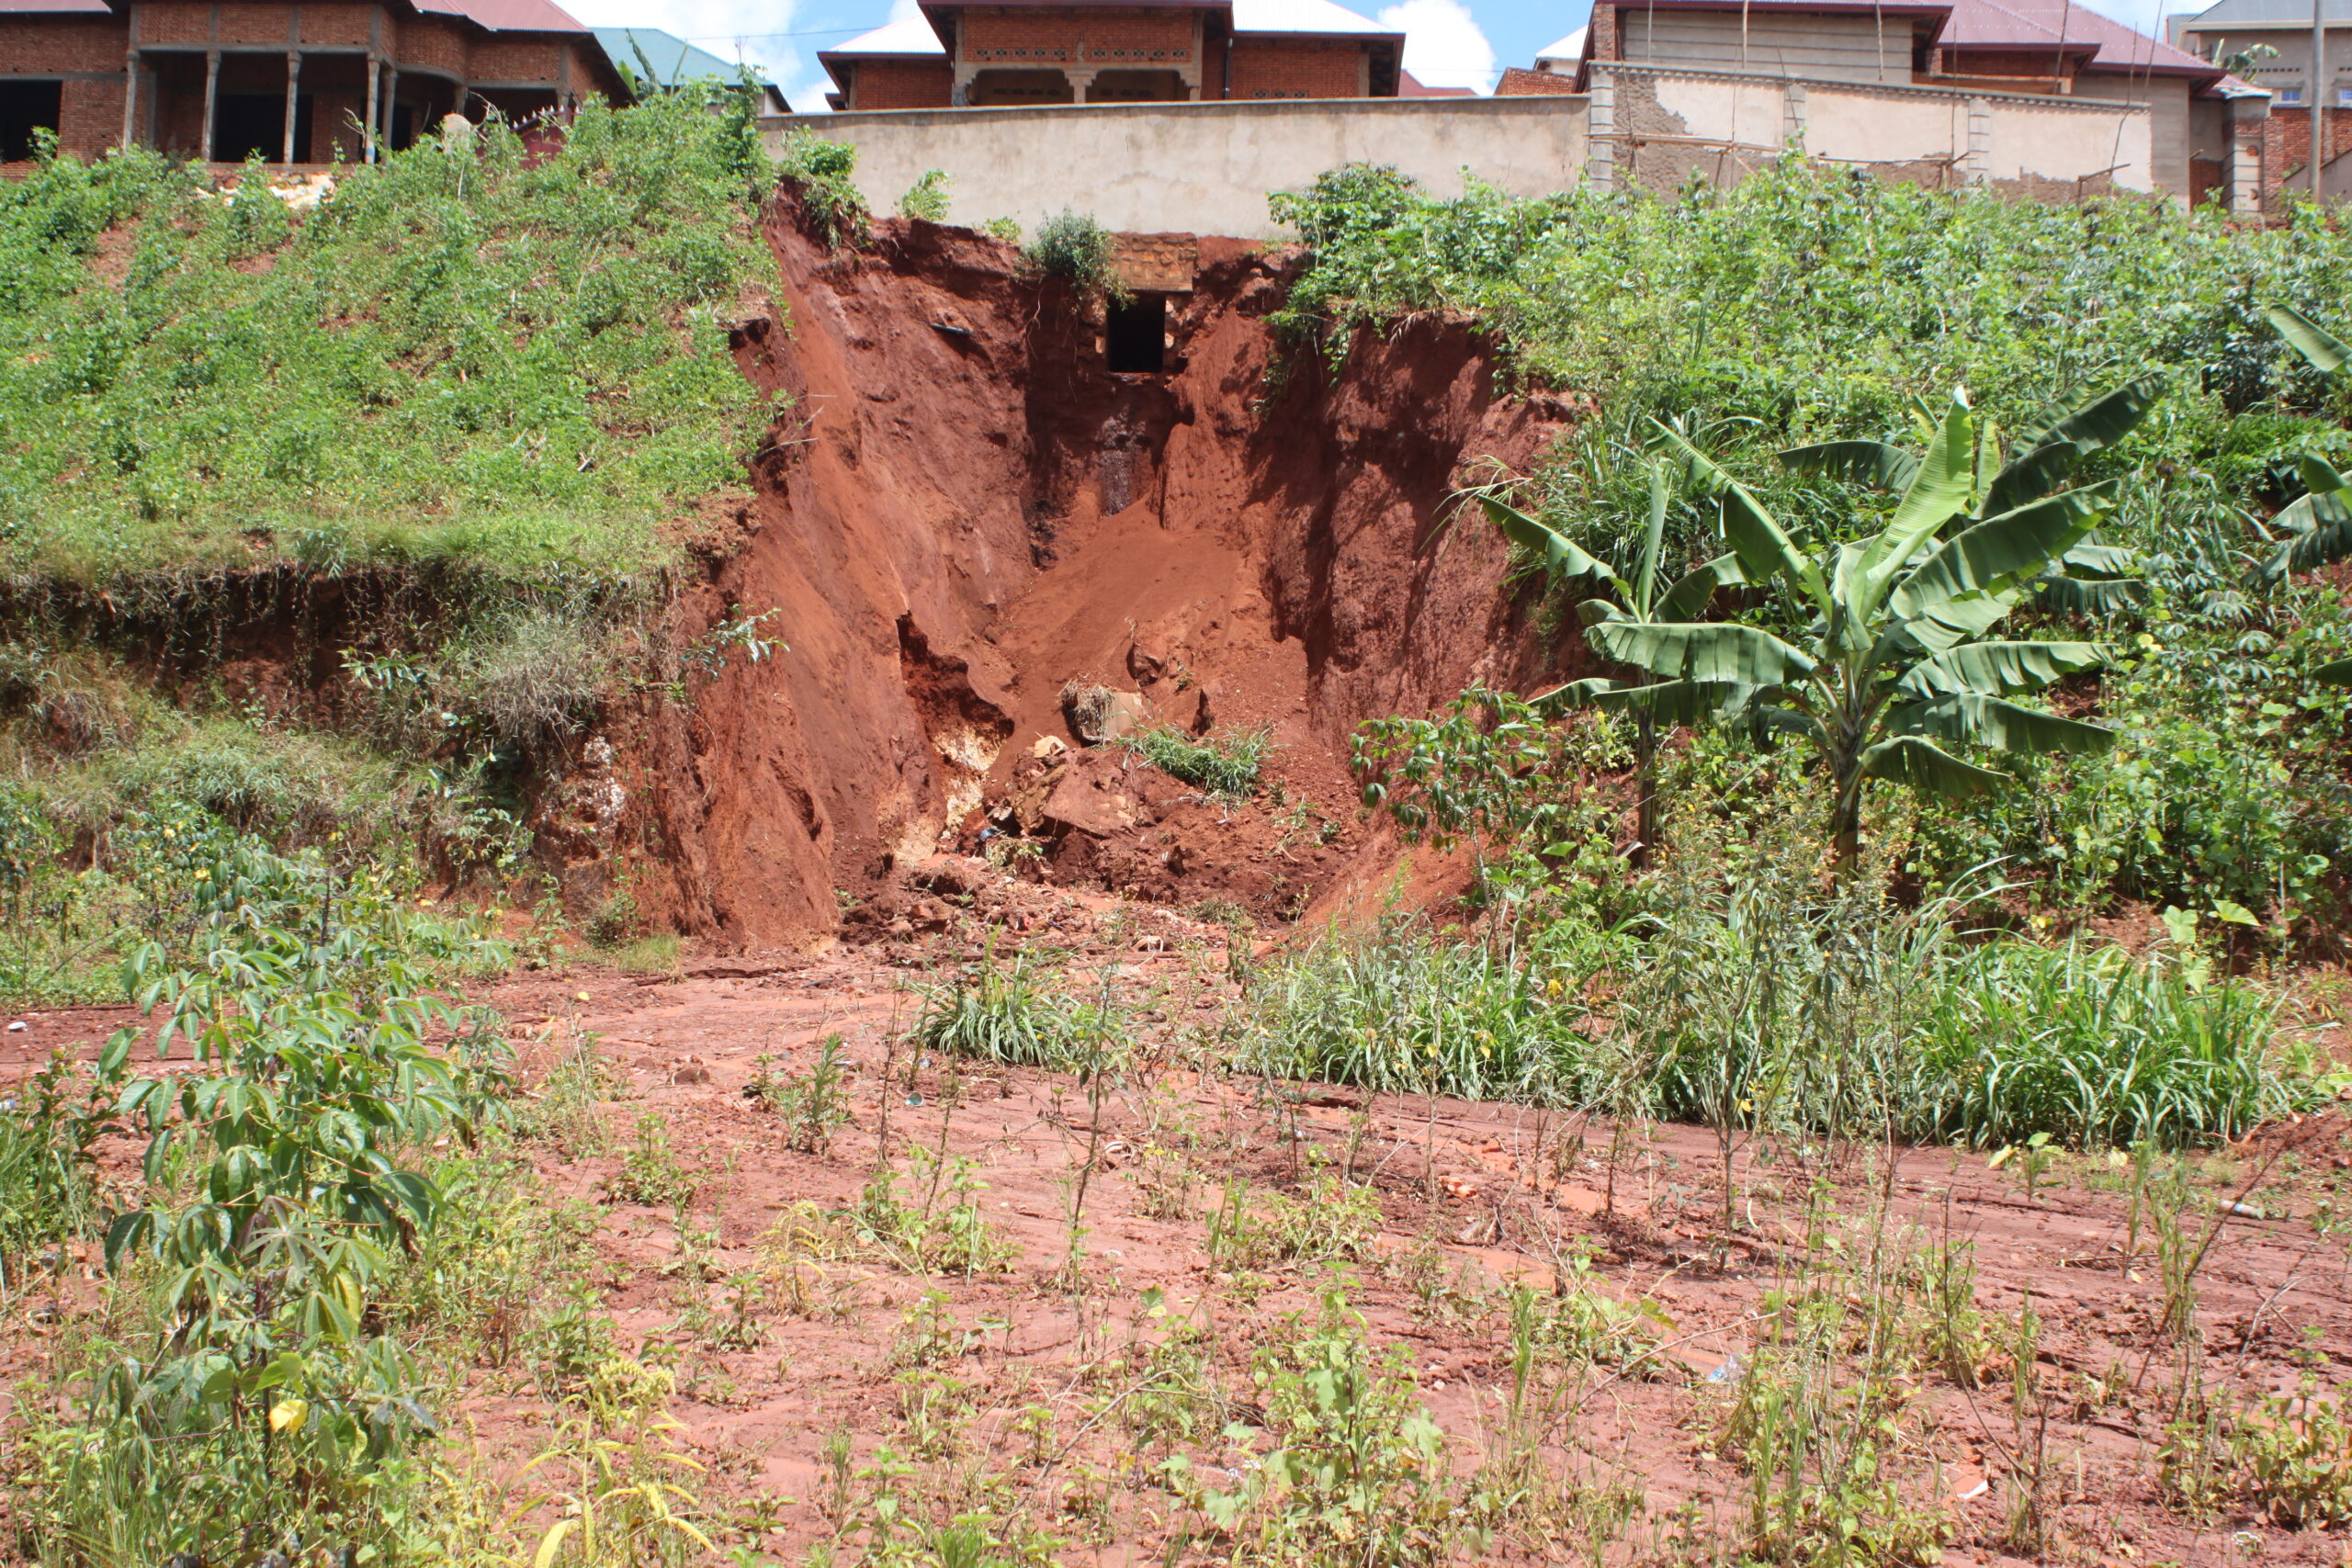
[10,202,2352,1566]
[593,209,1584,946]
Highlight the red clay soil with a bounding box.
[591,208,1584,951]
[6,892,2351,1564]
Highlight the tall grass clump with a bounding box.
[914,949,1118,1071]
[1617,820,2313,1151]
[1921,942,2301,1149]
[1118,723,1273,798]
[0,87,779,600]
[1247,913,1626,1103]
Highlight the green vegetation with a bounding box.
[898,169,954,222]
[1,89,778,598]
[1276,160,2352,934]
[1118,722,1274,798]
[1250,813,2310,1150]
[914,947,1125,1071]
[1024,209,1123,298]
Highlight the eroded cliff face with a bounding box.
[610,206,1582,949]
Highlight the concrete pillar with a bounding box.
[200,50,220,163]
[283,51,301,164]
[121,50,139,150]
[364,55,379,161]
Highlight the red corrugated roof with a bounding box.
[413,0,590,34]
[1938,0,2219,79]
[0,0,111,13]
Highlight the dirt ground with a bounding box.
[6,888,2350,1566]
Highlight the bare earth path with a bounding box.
[5,895,2346,1565]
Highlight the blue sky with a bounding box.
[560,0,2192,114]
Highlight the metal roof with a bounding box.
[1534,25,1586,63]
[1939,0,2219,76]
[826,13,944,56]
[828,0,1395,59]
[2178,0,2352,28]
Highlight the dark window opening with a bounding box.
[212,93,313,163]
[1107,293,1167,374]
[2,81,63,163]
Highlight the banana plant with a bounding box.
[2259,305,2352,581]
[1618,388,2139,877]
[1778,372,2163,615]
[1479,460,1744,864]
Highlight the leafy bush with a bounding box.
[13,835,513,1564]
[1024,209,1121,298]
[777,130,867,249]
[1118,723,1272,798]
[1283,161,2352,926]
[898,169,952,222]
[1189,1290,1466,1567]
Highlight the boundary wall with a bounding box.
[762,96,1591,237]
[761,76,2158,241]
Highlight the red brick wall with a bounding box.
[312,86,368,158]
[1079,10,1194,66]
[959,9,1079,64]
[218,4,292,45]
[59,78,126,153]
[300,6,378,48]
[471,37,564,84]
[390,17,469,77]
[1227,39,1362,98]
[2262,106,2352,209]
[848,60,954,108]
[1590,1,1616,63]
[140,3,212,45]
[0,16,128,73]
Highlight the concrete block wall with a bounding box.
[764,96,1590,236]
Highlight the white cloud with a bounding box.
[1376,0,1495,93]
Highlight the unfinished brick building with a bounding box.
[0,0,627,166]
[818,0,1412,110]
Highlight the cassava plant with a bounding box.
[1617,380,2160,874]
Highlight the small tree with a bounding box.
[1613,383,2158,876]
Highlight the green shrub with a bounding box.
[1247,915,1618,1103]
[777,130,867,249]
[1919,941,2303,1149]
[1024,209,1121,297]
[898,169,952,222]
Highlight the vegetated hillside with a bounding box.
[7,118,2352,1568]
[1272,164,2352,942]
